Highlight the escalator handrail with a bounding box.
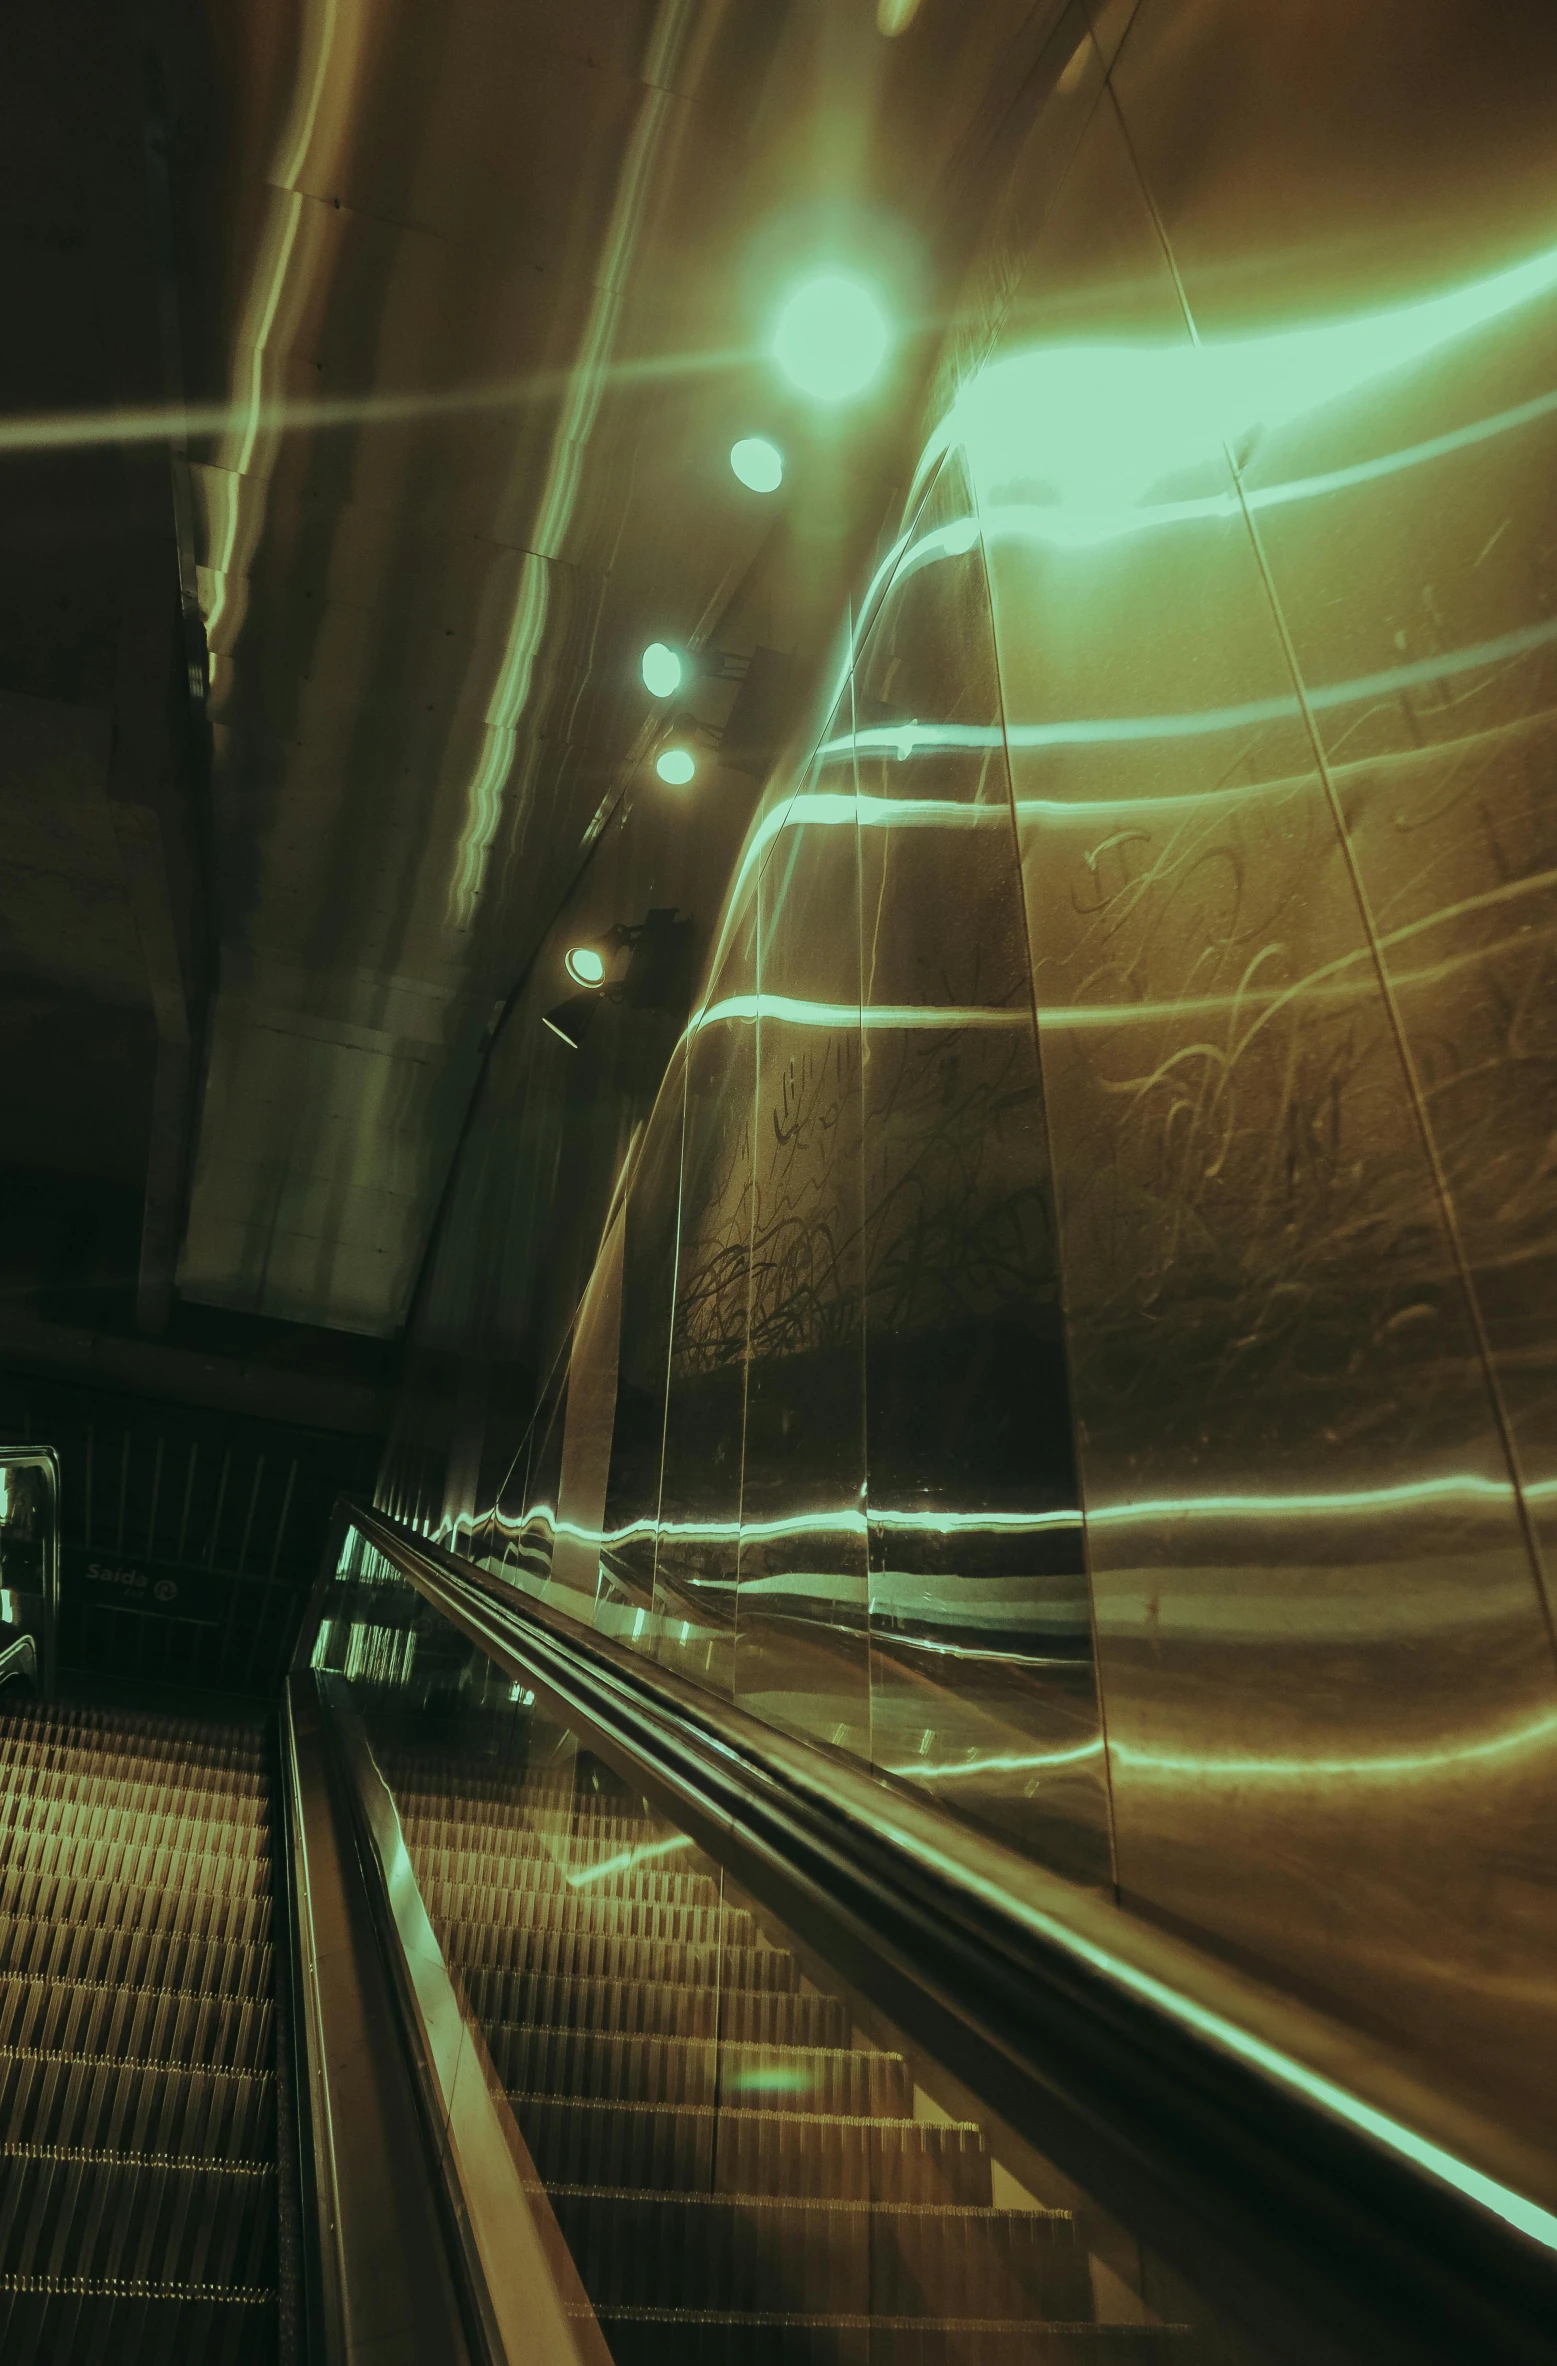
[0,1445,60,1699]
[0,1626,39,1692]
[318,1499,1557,2366]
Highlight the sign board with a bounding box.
[63,1546,229,1628]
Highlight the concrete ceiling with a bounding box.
[2,0,1076,1383]
[170,0,1066,1338]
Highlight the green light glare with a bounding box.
[656,747,696,785]
[564,945,605,987]
[731,436,784,492]
[640,641,683,697]
[773,273,891,403]
[928,237,1557,508]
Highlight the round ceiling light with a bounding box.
[772,272,891,403]
[640,641,684,698]
[656,748,696,785]
[565,945,607,987]
[730,436,784,492]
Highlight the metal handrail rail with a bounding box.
[0,1629,38,1692]
[0,1446,61,1700]
[313,1498,1557,2366]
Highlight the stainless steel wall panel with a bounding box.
[370,0,1557,2161]
[734,748,871,1756]
[653,895,760,1699]
[852,451,1110,1883]
[1106,0,1557,1596]
[973,73,1557,2135]
[594,1052,690,1637]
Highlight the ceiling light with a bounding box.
[730,436,784,492]
[656,748,696,785]
[640,641,684,698]
[564,945,606,987]
[772,272,890,403]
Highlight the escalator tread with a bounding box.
[0,1703,280,2362]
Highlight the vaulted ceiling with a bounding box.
[2,0,1075,1390]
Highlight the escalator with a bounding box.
[384,1735,1135,2365]
[0,1700,278,2363]
[1,1493,1554,2366]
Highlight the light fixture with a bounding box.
[656,747,696,785]
[544,908,696,1053]
[542,993,600,1052]
[730,436,784,493]
[640,641,684,698]
[565,944,607,987]
[772,272,890,403]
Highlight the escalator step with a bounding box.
[486,2026,909,2116]
[0,1911,272,2002]
[402,1805,654,1850]
[404,1816,682,1863]
[442,1925,790,1992]
[588,2310,1191,2365]
[0,2143,276,2284]
[514,2098,993,2205]
[1,1797,271,1862]
[412,1846,719,1908]
[0,2275,276,2366]
[0,2048,275,2158]
[0,1831,272,1901]
[7,1702,264,1752]
[398,1786,650,1821]
[1,1769,270,1835]
[0,1972,274,2070]
[545,2187,1091,2319]
[422,1887,747,1946]
[0,1868,272,1950]
[0,1746,267,1808]
[459,1965,845,2046]
[0,1726,265,1788]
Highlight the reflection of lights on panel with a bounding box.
[697,991,1030,1035]
[893,1713,1557,1789]
[886,1740,1108,1779]
[1111,1717,1557,1786]
[925,240,1557,508]
[479,1472,1554,1556]
[810,611,1557,769]
[567,1833,693,1886]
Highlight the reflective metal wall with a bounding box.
[389,0,1557,2144]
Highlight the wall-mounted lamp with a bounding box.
[655,747,696,785]
[564,944,607,987]
[543,910,697,1054]
[772,272,891,402]
[730,436,784,492]
[541,994,600,1051]
[640,642,685,698]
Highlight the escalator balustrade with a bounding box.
[383,1727,1187,2364]
[0,1700,279,2364]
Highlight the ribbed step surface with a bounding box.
[0,2277,275,2366]
[389,1743,1188,2360]
[462,1965,846,2044]
[515,2100,995,2204]
[547,2186,1092,2317]
[590,2314,1190,2366]
[0,1700,278,2362]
